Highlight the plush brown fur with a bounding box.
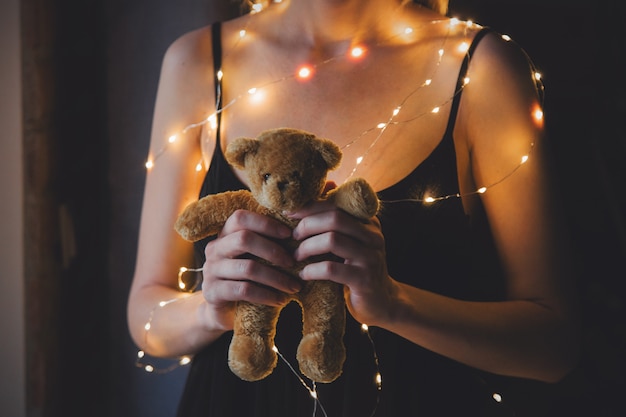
[175,128,379,383]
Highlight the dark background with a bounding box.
[20,0,625,416]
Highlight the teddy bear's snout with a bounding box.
[277,180,289,192]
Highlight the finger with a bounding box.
[293,210,382,246]
[221,209,292,239]
[207,258,302,295]
[203,275,292,307]
[213,229,295,268]
[322,180,337,196]
[294,231,374,263]
[298,260,360,286]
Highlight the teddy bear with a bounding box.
[174,127,379,383]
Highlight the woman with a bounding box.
[128,0,581,415]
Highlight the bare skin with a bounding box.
[128,0,580,382]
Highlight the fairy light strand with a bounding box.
[273,345,329,417]
[145,15,544,206]
[135,266,202,373]
[137,3,543,411]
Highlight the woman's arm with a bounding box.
[127,27,226,358]
[127,26,303,358]
[293,33,581,383]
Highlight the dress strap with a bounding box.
[444,28,492,137]
[211,21,223,148]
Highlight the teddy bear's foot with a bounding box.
[228,334,277,382]
[297,332,346,383]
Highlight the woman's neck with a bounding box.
[269,0,423,50]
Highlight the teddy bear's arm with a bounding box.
[328,177,380,221]
[174,190,262,242]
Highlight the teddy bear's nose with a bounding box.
[277,180,288,192]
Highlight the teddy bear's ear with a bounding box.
[314,138,342,171]
[225,137,260,169]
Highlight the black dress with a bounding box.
[176,22,548,417]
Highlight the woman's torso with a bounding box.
[176,8,524,416]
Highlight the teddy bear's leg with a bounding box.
[228,301,282,381]
[330,177,379,220]
[296,280,346,383]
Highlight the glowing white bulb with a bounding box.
[501,34,512,42]
[492,393,502,403]
[179,356,192,365]
[145,365,154,373]
[450,17,460,26]
[361,324,369,331]
[350,46,366,59]
[249,89,265,104]
[297,65,313,80]
[168,135,177,143]
[478,187,487,194]
[377,123,387,129]
[272,345,279,353]
[521,155,529,164]
[239,30,246,39]
[458,42,469,53]
[404,27,413,35]
[144,323,151,331]
[431,107,440,114]
[195,162,203,172]
[356,156,364,165]
[424,196,435,203]
[463,77,470,85]
[392,107,401,116]
[424,79,432,86]
[310,391,318,399]
[145,160,154,170]
[137,350,145,358]
[217,70,223,81]
[158,301,168,307]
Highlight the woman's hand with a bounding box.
[290,200,397,327]
[200,209,302,331]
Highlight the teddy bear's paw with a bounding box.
[297,332,346,383]
[228,334,277,381]
[332,178,379,220]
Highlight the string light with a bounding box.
[273,345,329,417]
[296,65,314,80]
[135,293,195,374]
[349,45,367,60]
[134,267,202,373]
[137,5,546,413]
[143,5,543,205]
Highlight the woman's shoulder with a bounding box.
[463,24,539,84]
[164,25,214,69]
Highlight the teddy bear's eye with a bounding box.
[263,173,271,182]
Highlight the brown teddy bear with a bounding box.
[174,127,379,383]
